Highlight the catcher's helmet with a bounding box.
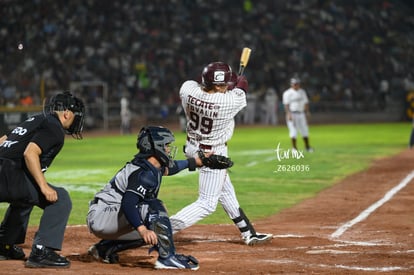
[137,126,177,167]
[201,62,232,88]
[44,91,85,139]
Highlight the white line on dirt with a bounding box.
[331,170,414,239]
[260,259,410,272]
[333,264,408,272]
[261,259,410,272]
[335,240,390,246]
[306,249,357,254]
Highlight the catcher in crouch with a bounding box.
[86,126,232,270]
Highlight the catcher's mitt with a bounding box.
[197,150,233,169]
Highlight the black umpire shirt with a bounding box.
[0,113,65,172]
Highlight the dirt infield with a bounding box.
[2,149,414,274]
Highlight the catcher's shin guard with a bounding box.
[150,215,176,258]
[147,200,176,258]
[232,208,257,236]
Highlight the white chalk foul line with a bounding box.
[331,170,414,239]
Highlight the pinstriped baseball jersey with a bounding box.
[170,80,247,234]
[180,80,246,146]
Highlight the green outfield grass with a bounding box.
[0,122,410,226]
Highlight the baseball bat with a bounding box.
[238,47,252,75]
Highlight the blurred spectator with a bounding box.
[19,92,33,106]
[175,105,186,133]
[0,0,412,117]
[243,91,258,124]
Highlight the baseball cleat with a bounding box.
[154,254,199,270]
[88,241,119,264]
[0,244,25,260]
[244,233,273,245]
[25,245,70,268]
[88,239,146,264]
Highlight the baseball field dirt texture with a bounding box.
[1,148,414,274]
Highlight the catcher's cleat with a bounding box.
[154,254,199,270]
[88,239,145,264]
[244,233,273,246]
[88,241,119,264]
[0,244,25,260]
[25,245,70,268]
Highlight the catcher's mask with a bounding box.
[44,91,85,139]
[137,126,177,168]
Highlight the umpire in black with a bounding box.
[0,91,85,268]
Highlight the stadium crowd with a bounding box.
[1,0,413,124]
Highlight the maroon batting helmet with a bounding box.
[201,62,232,88]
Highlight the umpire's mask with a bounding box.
[45,91,85,139]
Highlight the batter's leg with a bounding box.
[218,174,273,245]
[217,172,240,219]
[170,168,225,233]
[218,178,263,239]
[232,208,256,237]
[232,208,273,245]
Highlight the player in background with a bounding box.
[169,61,273,245]
[87,126,226,270]
[262,86,279,125]
[0,92,85,268]
[282,77,314,152]
[120,93,131,135]
[175,104,187,132]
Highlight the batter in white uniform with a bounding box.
[169,61,273,245]
[282,77,313,152]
